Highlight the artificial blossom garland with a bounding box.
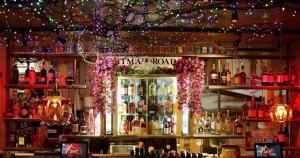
[173,57,205,114]
[90,57,119,114]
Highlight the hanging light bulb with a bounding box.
[231,9,238,23]
[270,90,293,122]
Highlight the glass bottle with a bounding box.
[277,66,284,86]
[242,97,249,118]
[226,62,231,86]
[234,115,243,135]
[70,114,79,135]
[224,110,231,135]
[131,115,141,134]
[157,81,167,96]
[248,96,256,118]
[251,71,257,86]
[87,109,95,135]
[149,80,157,96]
[215,112,222,135]
[48,62,55,84]
[268,67,274,86]
[128,80,135,96]
[167,81,175,96]
[29,66,36,84]
[210,64,218,85]
[240,65,246,85]
[18,129,25,147]
[138,80,144,96]
[245,123,252,148]
[221,65,227,85]
[258,98,265,118]
[234,68,241,85]
[203,111,211,134]
[40,60,47,84]
[291,65,297,86]
[12,61,19,84]
[283,67,289,86]
[25,61,30,84]
[123,117,130,135]
[60,60,67,84]
[210,113,216,135]
[261,67,268,86]
[121,80,128,95]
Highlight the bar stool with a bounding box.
[209,138,221,156]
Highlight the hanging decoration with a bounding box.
[90,57,119,114]
[173,57,205,113]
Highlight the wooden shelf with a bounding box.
[4,118,41,122]
[10,53,82,59]
[4,147,57,151]
[192,134,245,139]
[6,84,87,89]
[207,85,297,90]
[243,118,271,122]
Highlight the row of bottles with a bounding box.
[127,45,230,55]
[69,109,101,136]
[194,110,243,135]
[11,60,74,85]
[121,80,176,97]
[209,63,298,86]
[242,96,273,119]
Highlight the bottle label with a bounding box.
[268,76,274,83]
[283,75,289,82]
[262,75,268,83]
[258,110,264,118]
[18,136,25,146]
[277,75,284,83]
[236,127,243,134]
[226,74,231,82]
[132,127,141,134]
[48,72,54,82]
[221,76,227,83]
[211,74,218,80]
[211,122,216,130]
[72,124,79,133]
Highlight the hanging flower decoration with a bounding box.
[173,57,205,114]
[90,57,119,115]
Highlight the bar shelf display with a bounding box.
[117,76,177,136]
[6,84,87,89]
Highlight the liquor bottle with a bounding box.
[60,61,67,85]
[40,60,47,84]
[221,65,227,85]
[121,80,128,95]
[264,100,271,118]
[291,65,297,86]
[149,80,157,96]
[87,109,95,135]
[138,80,144,96]
[242,97,249,118]
[251,71,257,86]
[65,68,74,85]
[48,62,55,84]
[234,115,243,135]
[234,68,241,85]
[224,110,231,135]
[25,61,30,84]
[163,117,170,134]
[210,113,216,135]
[215,112,222,135]
[198,117,203,134]
[29,67,36,84]
[202,111,211,134]
[268,67,274,86]
[20,101,30,118]
[167,81,175,96]
[157,81,167,96]
[257,98,265,118]
[18,129,25,147]
[248,96,256,118]
[210,64,218,85]
[137,97,145,114]
[226,63,231,86]
[9,124,17,147]
[131,115,141,134]
[245,123,252,148]
[128,80,135,96]
[124,117,130,135]
[79,113,88,135]
[261,67,268,86]
[140,117,146,134]
[240,65,246,85]
[278,125,285,145]
[277,66,284,86]
[283,67,289,86]
[70,114,79,135]
[12,61,19,84]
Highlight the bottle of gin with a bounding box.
[203,111,211,134]
[224,110,231,135]
[215,112,222,135]
[210,113,216,135]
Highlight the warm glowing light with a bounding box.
[270,104,292,123]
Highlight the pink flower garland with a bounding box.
[173,57,205,114]
[91,57,119,115]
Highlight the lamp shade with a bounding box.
[270,103,292,123]
[38,93,72,125]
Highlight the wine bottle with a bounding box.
[12,61,19,84]
[226,62,231,86]
[210,64,218,85]
[40,60,47,84]
[25,61,30,84]
[48,62,56,84]
[240,65,246,85]
[221,65,227,85]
